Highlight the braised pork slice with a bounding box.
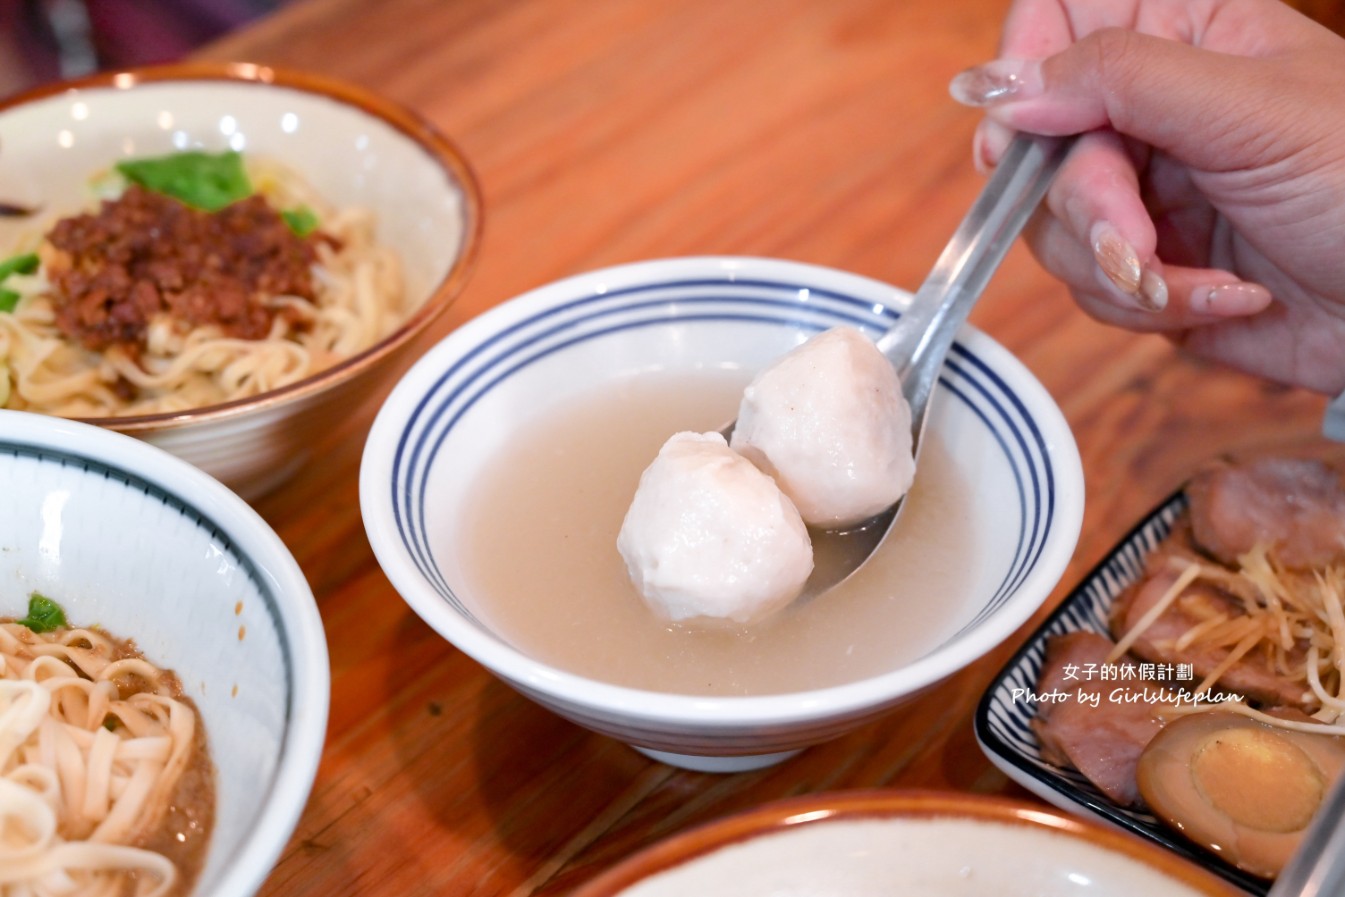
[1187,457,1345,570]
[1032,631,1167,807]
[1110,561,1315,711]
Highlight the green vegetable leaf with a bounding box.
[282,205,319,237]
[0,288,18,313]
[0,252,39,280]
[115,150,253,212]
[17,592,66,633]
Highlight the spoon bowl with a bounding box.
[730,134,1074,602]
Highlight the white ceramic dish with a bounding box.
[0,408,330,897]
[571,791,1242,897]
[360,255,1085,771]
[0,63,481,500]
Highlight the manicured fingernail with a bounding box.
[1138,267,1168,311]
[1090,222,1141,296]
[1192,282,1272,315]
[949,59,1043,107]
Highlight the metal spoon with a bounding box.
[734,133,1074,601]
[1265,771,1345,897]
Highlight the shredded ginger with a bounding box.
[1108,543,1345,733]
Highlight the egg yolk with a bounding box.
[1190,728,1323,833]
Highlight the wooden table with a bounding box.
[196,0,1333,893]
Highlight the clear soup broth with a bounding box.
[459,369,979,696]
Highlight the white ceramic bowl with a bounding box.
[0,409,330,896]
[360,256,1085,771]
[571,791,1242,897]
[0,63,481,500]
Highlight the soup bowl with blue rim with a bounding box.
[359,256,1083,772]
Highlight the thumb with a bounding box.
[950,28,1320,171]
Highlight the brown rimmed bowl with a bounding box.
[573,790,1244,897]
[0,62,481,500]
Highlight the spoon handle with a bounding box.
[876,133,1074,441]
[1266,772,1345,897]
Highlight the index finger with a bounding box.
[998,0,1158,58]
[999,0,1078,57]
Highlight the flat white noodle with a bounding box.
[0,619,200,897]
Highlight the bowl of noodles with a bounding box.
[0,408,330,897]
[0,63,481,500]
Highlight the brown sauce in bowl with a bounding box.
[0,617,217,896]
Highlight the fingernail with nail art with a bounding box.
[949,59,1044,107]
[1090,222,1142,296]
[1138,267,1168,312]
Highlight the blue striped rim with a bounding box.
[0,439,295,717]
[387,276,1060,648]
[973,491,1269,895]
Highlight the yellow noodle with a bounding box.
[0,159,405,417]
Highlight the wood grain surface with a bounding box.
[194,0,1337,893]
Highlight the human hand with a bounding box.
[950,0,1345,395]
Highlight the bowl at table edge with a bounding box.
[0,409,330,897]
[0,62,481,501]
[570,791,1244,897]
[358,255,1085,772]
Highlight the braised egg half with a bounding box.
[1136,710,1345,878]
